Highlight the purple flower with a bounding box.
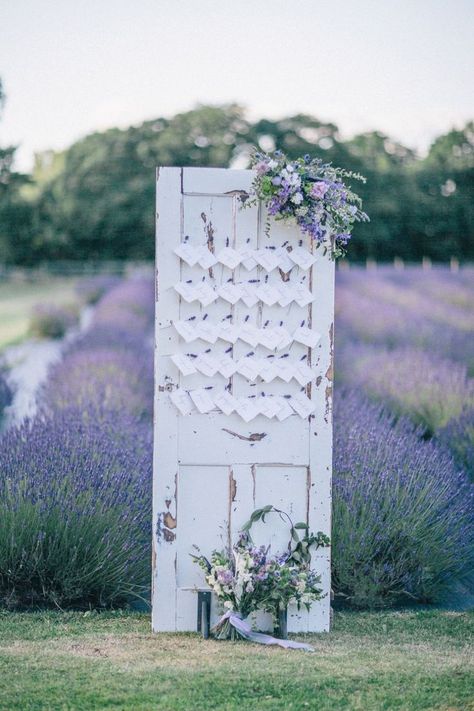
[217,570,234,584]
[310,181,329,199]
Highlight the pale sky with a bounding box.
[1,0,473,171]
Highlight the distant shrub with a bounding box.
[41,346,153,420]
[340,346,474,435]
[76,275,121,305]
[436,407,474,482]
[93,278,155,335]
[30,303,79,339]
[0,407,151,609]
[332,388,474,608]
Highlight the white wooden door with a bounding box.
[152,167,334,633]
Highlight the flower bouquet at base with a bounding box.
[191,505,330,650]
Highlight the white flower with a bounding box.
[286,164,295,172]
[280,168,300,186]
[291,192,304,205]
[224,600,234,610]
[268,159,278,170]
[296,206,309,217]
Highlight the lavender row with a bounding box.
[0,275,155,608]
[335,267,474,480]
[336,267,474,373]
[332,387,474,606]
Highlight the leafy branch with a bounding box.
[240,505,330,567]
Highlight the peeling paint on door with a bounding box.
[152,168,334,634]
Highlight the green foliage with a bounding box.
[0,79,35,264]
[29,105,251,263]
[0,84,472,264]
[242,505,330,568]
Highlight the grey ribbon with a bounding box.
[215,610,315,652]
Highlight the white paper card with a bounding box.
[257,396,282,419]
[235,398,259,422]
[218,322,240,344]
[214,390,239,415]
[195,321,220,344]
[293,285,315,307]
[239,248,258,271]
[276,359,294,383]
[240,283,260,308]
[218,283,242,305]
[275,247,295,273]
[259,328,282,351]
[256,284,280,306]
[170,353,197,376]
[169,389,194,415]
[259,359,278,383]
[293,361,315,386]
[290,392,317,418]
[194,354,219,377]
[276,285,294,307]
[173,320,197,343]
[194,282,218,306]
[273,396,294,421]
[217,247,241,270]
[292,326,321,349]
[215,354,238,378]
[174,282,197,303]
[289,247,317,270]
[196,246,218,269]
[237,357,261,381]
[239,323,259,347]
[174,243,199,266]
[189,388,216,413]
[255,249,279,272]
[273,326,293,351]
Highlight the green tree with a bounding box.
[5,101,474,264]
[0,79,34,264]
[34,105,252,261]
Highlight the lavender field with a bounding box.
[334,266,474,607]
[0,266,472,611]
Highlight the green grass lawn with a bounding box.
[0,610,472,710]
[0,276,79,350]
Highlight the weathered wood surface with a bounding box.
[152,167,334,633]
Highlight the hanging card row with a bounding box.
[173,320,321,350]
[169,387,316,421]
[174,244,317,272]
[170,352,316,385]
[174,281,316,308]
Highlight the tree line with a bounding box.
[1,85,473,264]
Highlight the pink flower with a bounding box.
[255,161,270,175]
[311,181,328,199]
